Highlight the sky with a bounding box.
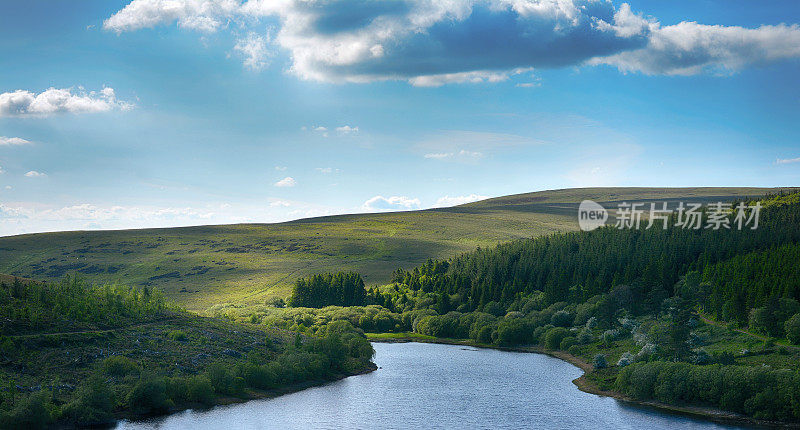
[0,0,799,236]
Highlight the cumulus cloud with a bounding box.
[274,176,296,187]
[335,125,359,134]
[104,0,241,33]
[362,195,420,211]
[234,31,271,71]
[432,194,488,207]
[0,87,131,117]
[105,0,800,84]
[777,157,800,165]
[24,171,47,178]
[0,136,31,146]
[305,125,329,137]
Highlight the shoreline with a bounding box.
[108,362,378,428]
[369,335,796,429]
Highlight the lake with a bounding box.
[117,342,749,429]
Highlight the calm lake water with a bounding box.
[117,342,749,429]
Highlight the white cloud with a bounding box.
[274,176,296,187]
[316,167,340,174]
[0,87,132,117]
[362,195,420,211]
[105,0,800,84]
[0,136,31,146]
[269,200,291,207]
[306,125,358,138]
[424,152,453,159]
[516,76,542,88]
[0,166,4,174]
[777,157,800,165]
[432,194,488,208]
[409,69,530,87]
[3,186,10,190]
[0,200,351,236]
[234,31,271,71]
[423,150,483,160]
[104,0,241,33]
[458,149,483,159]
[24,171,47,178]
[0,203,215,226]
[308,126,329,137]
[335,125,359,134]
[420,130,521,162]
[590,21,800,75]
[287,208,335,218]
[274,165,287,171]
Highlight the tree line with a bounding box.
[389,194,800,324]
[288,271,366,308]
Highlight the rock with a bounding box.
[222,349,242,358]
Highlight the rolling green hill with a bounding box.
[0,187,792,312]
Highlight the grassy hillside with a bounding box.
[0,187,790,312]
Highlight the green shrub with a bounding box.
[495,318,534,346]
[577,329,593,344]
[0,392,53,430]
[559,336,577,351]
[785,313,800,344]
[127,377,171,415]
[167,330,188,341]
[60,376,114,426]
[615,361,800,421]
[551,310,574,327]
[166,377,189,403]
[207,363,243,395]
[242,363,278,390]
[475,325,493,344]
[483,301,504,317]
[593,354,607,369]
[567,344,581,356]
[102,356,139,377]
[616,352,634,367]
[186,375,215,405]
[543,327,570,350]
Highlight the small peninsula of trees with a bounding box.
[289,271,366,308]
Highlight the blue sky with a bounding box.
[1,0,799,235]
